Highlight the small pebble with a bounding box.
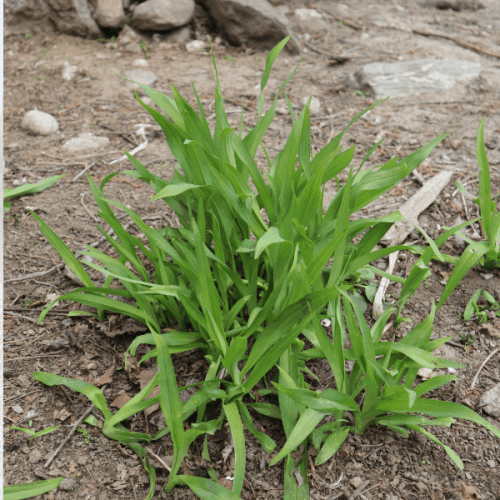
[21,110,59,136]
[487,459,496,469]
[350,476,363,488]
[59,478,77,491]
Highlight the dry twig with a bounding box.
[44,385,107,468]
[471,349,499,390]
[412,29,500,59]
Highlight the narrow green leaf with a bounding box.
[270,408,324,465]
[4,478,64,500]
[315,427,350,466]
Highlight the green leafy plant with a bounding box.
[140,41,148,59]
[436,121,499,309]
[3,175,65,212]
[8,425,59,443]
[4,478,64,500]
[29,36,499,499]
[464,289,500,323]
[270,299,499,471]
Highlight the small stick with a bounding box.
[108,140,148,165]
[4,311,44,325]
[80,192,99,222]
[470,349,499,390]
[130,478,138,500]
[72,160,96,182]
[347,479,370,500]
[66,150,123,161]
[336,16,362,31]
[144,446,171,471]
[412,29,500,59]
[397,99,476,107]
[300,39,350,63]
[44,386,107,468]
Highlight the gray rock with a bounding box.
[22,110,59,136]
[197,0,301,54]
[350,476,363,488]
[186,40,208,52]
[487,459,496,469]
[132,0,194,31]
[292,8,329,33]
[132,58,149,67]
[418,0,484,11]
[59,478,77,491]
[117,24,141,45]
[479,383,500,418]
[353,59,482,100]
[123,69,158,92]
[61,61,78,81]
[4,0,54,36]
[303,96,321,116]
[94,0,125,28]
[29,449,43,463]
[45,0,102,37]
[62,132,110,153]
[164,26,191,44]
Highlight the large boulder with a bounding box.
[132,0,195,31]
[94,0,125,28]
[45,0,102,37]
[4,0,54,36]
[196,0,301,54]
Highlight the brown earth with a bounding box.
[4,0,500,499]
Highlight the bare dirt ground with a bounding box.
[3,0,500,499]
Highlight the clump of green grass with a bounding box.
[30,37,499,500]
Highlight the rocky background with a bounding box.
[4,0,303,54]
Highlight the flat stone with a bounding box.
[62,132,110,153]
[131,0,194,31]
[123,69,158,92]
[487,459,496,469]
[197,0,301,54]
[22,110,59,136]
[353,59,482,99]
[479,383,500,418]
[94,0,125,28]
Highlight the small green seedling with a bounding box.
[8,425,59,443]
[355,90,369,98]
[3,175,65,212]
[4,478,64,500]
[140,41,148,59]
[460,332,476,350]
[25,33,33,38]
[464,289,500,324]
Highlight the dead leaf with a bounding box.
[461,482,481,500]
[104,318,148,338]
[93,365,115,386]
[110,391,132,409]
[68,460,78,474]
[480,323,500,337]
[53,408,72,422]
